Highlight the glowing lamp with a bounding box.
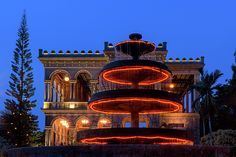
[60,120,69,128]
[81,119,89,124]
[100,119,108,124]
[69,104,75,109]
[64,76,70,82]
[169,84,175,89]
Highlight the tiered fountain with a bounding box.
[8,34,233,157]
[77,33,193,145]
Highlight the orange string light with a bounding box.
[80,135,193,145]
[102,66,171,85]
[89,97,182,114]
[115,40,156,48]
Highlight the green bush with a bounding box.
[201,129,236,146]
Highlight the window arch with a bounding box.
[97,118,112,128]
[51,117,70,146]
[76,117,90,130]
[50,70,71,102]
[74,71,92,102]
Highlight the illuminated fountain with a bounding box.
[77,33,193,145]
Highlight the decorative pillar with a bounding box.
[182,95,185,113]
[131,112,139,128]
[48,129,52,146]
[191,89,194,112]
[90,80,98,94]
[45,128,49,146]
[72,81,77,100]
[46,82,50,102]
[44,83,47,101]
[73,129,77,144]
[70,82,73,100]
[186,92,189,113]
[68,127,75,145]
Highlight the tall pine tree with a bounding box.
[2,12,38,147]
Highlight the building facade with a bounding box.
[39,41,204,146]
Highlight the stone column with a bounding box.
[70,82,73,100]
[45,128,49,146]
[72,81,77,100]
[46,82,49,102]
[73,129,77,145]
[44,83,47,101]
[68,81,76,101]
[191,89,194,112]
[181,95,185,113]
[68,127,75,145]
[90,80,98,94]
[186,92,189,113]
[45,127,52,146]
[131,112,139,128]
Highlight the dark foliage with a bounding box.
[1,12,38,147]
[214,65,236,130]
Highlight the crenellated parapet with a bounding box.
[165,56,204,64]
[39,49,104,58]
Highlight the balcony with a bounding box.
[43,102,88,110]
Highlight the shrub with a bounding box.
[201,129,236,146]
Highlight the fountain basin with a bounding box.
[77,128,193,145]
[89,89,182,114]
[100,60,171,85]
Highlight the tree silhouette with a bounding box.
[2,12,38,147]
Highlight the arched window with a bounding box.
[76,117,90,130]
[51,118,69,146]
[97,118,111,128]
[50,71,70,102]
[75,72,91,102]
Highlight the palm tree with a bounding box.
[191,69,223,144]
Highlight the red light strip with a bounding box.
[89,97,182,114]
[80,135,193,145]
[115,40,156,48]
[102,66,171,85]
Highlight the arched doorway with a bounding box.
[75,71,91,102]
[51,118,69,146]
[97,118,112,128]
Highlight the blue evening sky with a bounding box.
[0,0,235,130]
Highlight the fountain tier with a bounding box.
[77,33,193,145]
[100,60,171,86]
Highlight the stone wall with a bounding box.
[8,145,236,157]
[159,113,200,144]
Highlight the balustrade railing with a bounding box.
[43,102,88,110]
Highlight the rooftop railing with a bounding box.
[38,49,104,57]
[165,57,204,63]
